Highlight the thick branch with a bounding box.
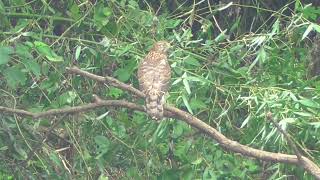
[66,66,320,178]
[0,66,319,178]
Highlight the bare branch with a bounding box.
[66,66,145,98]
[65,66,320,178]
[0,66,319,178]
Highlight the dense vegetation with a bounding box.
[0,0,319,179]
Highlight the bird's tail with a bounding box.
[145,90,164,120]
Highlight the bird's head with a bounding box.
[151,41,171,54]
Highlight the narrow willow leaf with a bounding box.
[75,45,82,60]
[240,114,251,128]
[182,73,191,94]
[302,24,313,40]
[182,94,193,114]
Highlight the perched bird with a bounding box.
[137,41,171,120]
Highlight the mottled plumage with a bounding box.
[137,41,171,120]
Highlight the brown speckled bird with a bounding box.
[137,41,171,120]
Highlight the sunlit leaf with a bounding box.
[302,24,313,40]
[34,41,63,62]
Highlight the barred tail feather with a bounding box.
[146,90,164,120]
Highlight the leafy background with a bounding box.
[0,0,320,179]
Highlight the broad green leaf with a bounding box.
[114,68,131,82]
[185,56,201,67]
[107,87,123,99]
[34,41,63,62]
[21,58,41,79]
[70,3,81,20]
[15,43,32,59]
[94,135,110,159]
[3,66,27,88]
[94,5,113,30]
[0,46,14,65]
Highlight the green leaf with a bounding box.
[240,114,251,128]
[14,143,27,160]
[21,58,41,79]
[114,68,131,82]
[172,122,185,138]
[0,46,14,65]
[298,99,320,108]
[34,41,63,62]
[94,5,113,30]
[182,94,193,114]
[191,158,203,165]
[94,135,110,159]
[165,19,182,29]
[49,152,63,168]
[309,122,320,129]
[214,29,227,42]
[70,3,81,20]
[182,73,191,94]
[189,98,207,110]
[3,66,27,88]
[0,1,4,13]
[57,91,77,106]
[313,24,320,33]
[15,43,33,59]
[75,45,81,60]
[293,111,313,117]
[107,87,123,99]
[302,24,313,40]
[185,56,201,67]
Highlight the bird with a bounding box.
[137,41,171,120]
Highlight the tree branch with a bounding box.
[0,66,318,178]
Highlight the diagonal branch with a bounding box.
[0,66,319,178]
[66,66,320,178]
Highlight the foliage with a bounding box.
[0,0,319,179]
